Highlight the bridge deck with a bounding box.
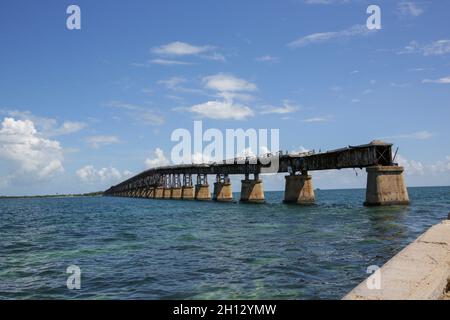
[105,141,394,193]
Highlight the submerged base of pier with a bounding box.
[195,184,211,201]
[181,186,195,200]
[240,179,265,203]
[213,182,233,202]
[283,174,315,204]
[364,166,410,206]
[154,187,164,199]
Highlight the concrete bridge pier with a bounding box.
[171,174,182,199]
[364,166,410,206]
[154,186,164,199]
[146,187,155,198]
[240,173,265,203]
[154,176,165,199]
[213,174,233,202]
[283,171,315,204]
[182,174,195,200]
[195,174,211,201]
[163,175,172,199]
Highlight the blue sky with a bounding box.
[0,0,449,195]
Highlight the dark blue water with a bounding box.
[1,187,449,299]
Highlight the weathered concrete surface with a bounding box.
[364,166,410,206]
[181,186,195,200]
[344,220,450,300]
[163,188,172,199]
[146,187,155,198]
[240,179,265,203]
[213,182,233,202]
[195,184,211,201]
[171,187,182,199]
[154,187,164,199]
[283,174,315,204]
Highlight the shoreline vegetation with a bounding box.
[0,191,103,199]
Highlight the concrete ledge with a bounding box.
[343,220,450,300]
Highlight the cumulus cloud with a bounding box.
[397,155,450,177]
[144,148,170,169]
[76,165,132,184]
[1,109,86,137]
[186,74,257,120]
[85,135,120,149]
[202,73,257,92]
[150,41,225,64]
[190,100,254,120]
[152,42,214,56]
[0,117,64,187]
[287,24,375,48]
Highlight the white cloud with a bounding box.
[152,41,214,56]
[382,130,434,140]
[150,41,225,64]
[1,109,86,136]
[202,73,257,92]
[287,24,375,48]
[255,55,279,63]
[260,101,299,115]
[50,121,86,136]
[184,74,257,120]
[85,135,120,149]
[107,101,164,126]
[397,1,424,17]
[144,148,170,169]
[76,165,131,184]
[422,76,450,84]
[157,76,205,95]
[189,100,254,120]
[423,40,450,56]
[396,154,425,176]
[302,116,331,123]
[398,40,450,56]
[0,117,64,186]
[397,155,450,177]
[150,59,193,66]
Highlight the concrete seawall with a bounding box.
[344,220,450,300]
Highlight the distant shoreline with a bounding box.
[0,192,103,199]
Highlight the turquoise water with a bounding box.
[0,187,449,300]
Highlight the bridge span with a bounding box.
[104,141,410,206]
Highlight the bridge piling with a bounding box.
[283,171,315,204]
[195,174,211,201]
[171,174,182,199]
[364,166,410,206]
[240,173,265,203]
[182,174,195,200]
[163,174,172,199]
[213,174,233,202]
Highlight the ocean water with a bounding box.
[0,186,449,300]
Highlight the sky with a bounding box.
[0,0,449,195]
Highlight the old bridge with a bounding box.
[104,141,410,206]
